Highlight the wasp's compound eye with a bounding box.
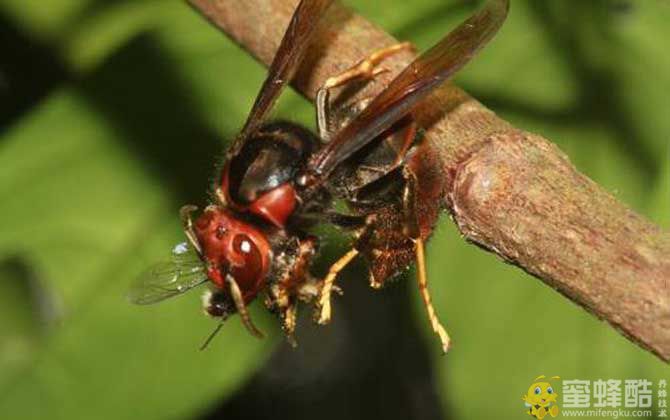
[231,234,263,289]
[535,387,541,395]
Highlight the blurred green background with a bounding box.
[0,0,668,419]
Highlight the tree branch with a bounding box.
[187,0,670,361]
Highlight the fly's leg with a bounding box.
[403,167,450,353]
[296,274,343,302]
[315,248,359,325]
[180,205,202,255]
[283,302,298,347]
[266,283,294,338]
[265,237,317,345]
[316,42,414,141]
[266,283,299,346]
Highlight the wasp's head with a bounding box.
[193,206,272,302]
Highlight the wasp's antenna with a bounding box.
[227,274,264,339]
[180,205,203,256]
[200,321,225,351]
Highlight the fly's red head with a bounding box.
[193,206,272,302]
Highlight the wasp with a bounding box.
[129,0,509,352]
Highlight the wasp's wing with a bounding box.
[237,0,334,143]
[307,0,509,180]
[128,242,209,305]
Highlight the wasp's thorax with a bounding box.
[193,207,272,302]
[220,121,320,228]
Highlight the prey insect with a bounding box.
[129,0,509,352]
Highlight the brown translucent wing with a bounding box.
[307,0,509,180]
[237,0,334,144]
[128,242,208,305]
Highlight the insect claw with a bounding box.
[370,67,390,77]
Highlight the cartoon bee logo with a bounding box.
[523,375,560,419]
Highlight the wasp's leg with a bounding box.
[316,42,414,141]
[180,205,202,255]
[403,167,450,353]
[315,248,359,325]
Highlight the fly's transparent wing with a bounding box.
[128,242,208,305]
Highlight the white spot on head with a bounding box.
[240,240,251,253]
[173,242,188,255]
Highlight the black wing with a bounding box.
[234,0,334,151]
[305,0,509,182]
[128,242,209,305]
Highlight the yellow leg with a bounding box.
[322,42,413,89]
[316,42,414,140]
[283,302,298,347]
[415,238,450,353]
[316,248,359,325]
